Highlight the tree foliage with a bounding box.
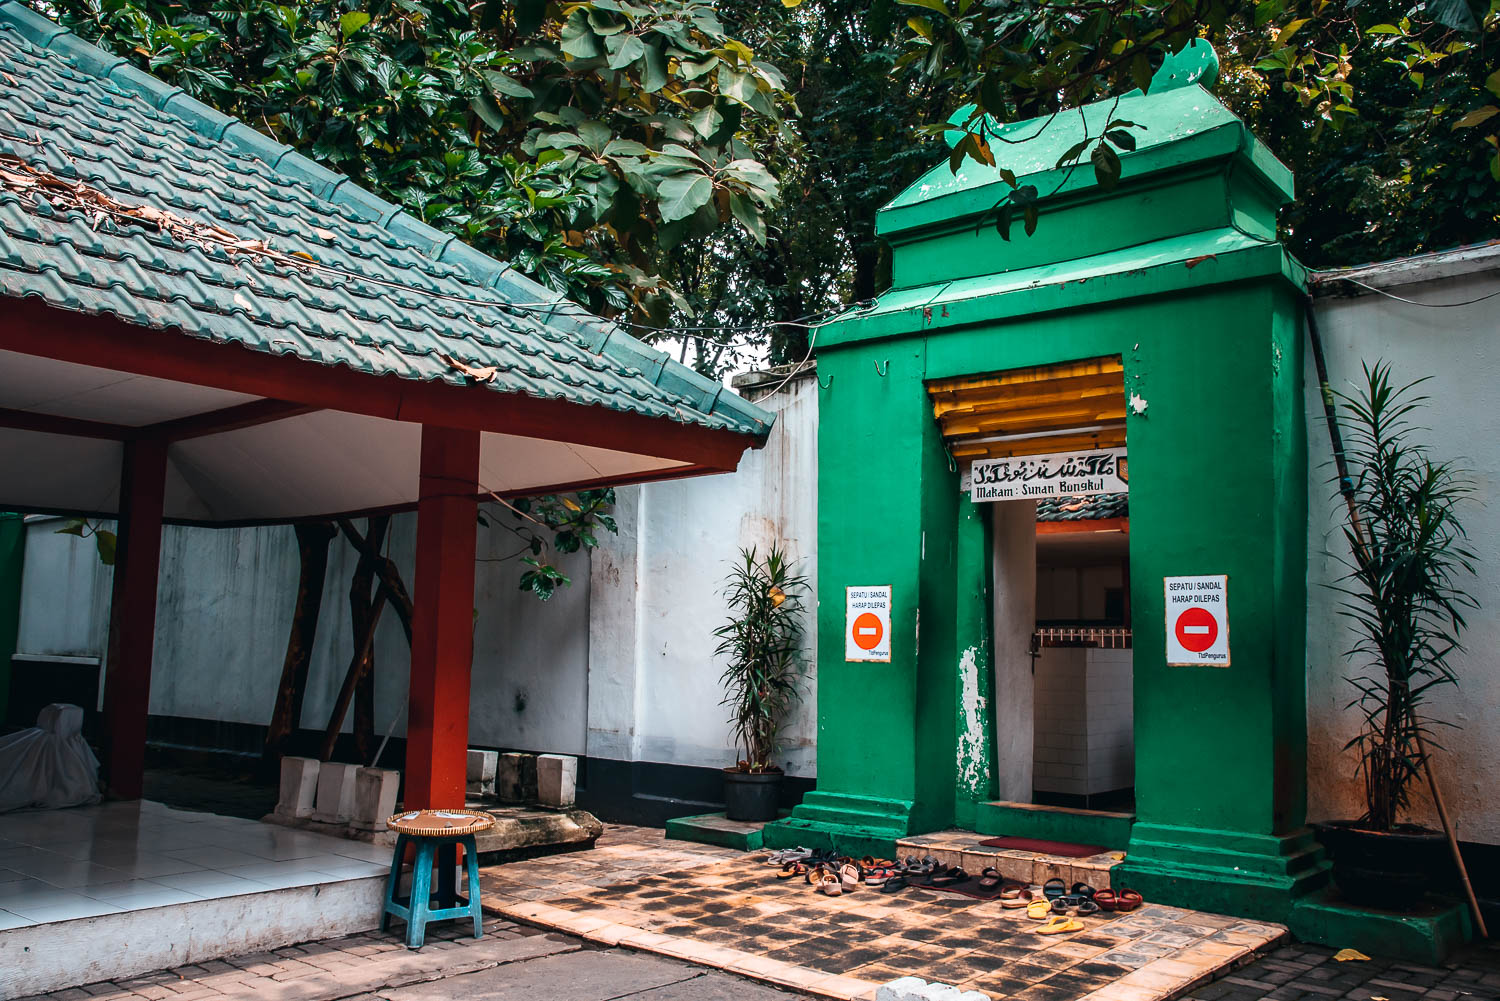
[35,0,792,319]
[893,0,1500,266]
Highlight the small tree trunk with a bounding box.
[319,516,389,762]
[263,521,336,772]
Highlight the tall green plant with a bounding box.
[1335,362,1476,832]
[714,545,807,772]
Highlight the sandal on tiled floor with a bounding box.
[1000,886,1033,909]
[1036,915,1084,935]
[1026,899,1053,920]
[1042,877,1067,900]
[817,871,843,896]
[1115,888,1144,911]
[929,866,966,887]
[878,874,909,895]
[839,862,862,891]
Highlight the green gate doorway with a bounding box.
[763,42,1331,924]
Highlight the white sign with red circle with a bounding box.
[846,585,892,663]
[1164,574,1229,667]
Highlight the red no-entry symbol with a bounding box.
[1174,606,1218,653]
[852,612,884,651]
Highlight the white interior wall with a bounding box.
[1305,256,1500,844]
[991,500,1037,801]
[14,510,589,758]
[1036,563,1125,621]
[1033,646,1135,797]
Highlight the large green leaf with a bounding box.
[657,171,714,222]
[606,33,646,69]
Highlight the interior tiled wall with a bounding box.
[1033,646,1134,796]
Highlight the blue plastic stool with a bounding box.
[381,831,483,949]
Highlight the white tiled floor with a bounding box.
[0,800,390,927]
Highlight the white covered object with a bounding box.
[0,703,101,812]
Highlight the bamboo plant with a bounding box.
[1334,362,1476,832]
[714,545,808,773]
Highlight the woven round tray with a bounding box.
[385,809,495,836]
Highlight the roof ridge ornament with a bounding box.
[1146,38,1219,94]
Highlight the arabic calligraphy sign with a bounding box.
[969,447,1128,502]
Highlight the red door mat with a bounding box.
[977,836,1107,857]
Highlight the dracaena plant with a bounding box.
[714,545,807,773]
[1334,362,1476,833]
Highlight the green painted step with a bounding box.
[664,813,772,852]
[760,817,900,860]
[974,801,1135,849]
[1289,887,1472,965]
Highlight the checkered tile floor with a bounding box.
[479,826,1285,1000]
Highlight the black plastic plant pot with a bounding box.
[723,768,782,822]
[1313,819,1449,910]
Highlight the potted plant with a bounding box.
[1315,363,1476,908]
[714,545,808,822]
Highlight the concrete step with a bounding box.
[897,829,1126,890]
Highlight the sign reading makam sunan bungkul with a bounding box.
[845,585,892,663]
[1164,574,1229,667]
[969,447,1128,503]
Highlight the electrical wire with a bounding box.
[1320,275,1500,308]
[752,298,879,400]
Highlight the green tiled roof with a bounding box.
[1037,493,1128,523]
[0,3,772,440]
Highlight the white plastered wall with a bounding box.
[1305,251,1500,844]
[586,374,819,777]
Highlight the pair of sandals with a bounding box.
[803,861,862,896]
[1026,897,1088,932]
[1094,887,1144,912]
[1026,894,1086,936]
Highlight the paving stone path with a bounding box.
[1184,938,1500,1001]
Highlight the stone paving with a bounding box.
[15,823,1500,1001]
[1181,938,1500,1001]
[477,825,1288,1000]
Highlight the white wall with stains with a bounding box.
[1304,245,1500,845]
[586,371,820,777]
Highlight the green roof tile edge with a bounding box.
[0,1,773,439]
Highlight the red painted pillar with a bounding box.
[405,425,480,809]
[103,438,168,799]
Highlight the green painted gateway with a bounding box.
[763,42,1326,923]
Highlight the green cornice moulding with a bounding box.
[820,233,1306,349]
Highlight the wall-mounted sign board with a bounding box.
[1164,574,1229,666]
[969,447,1128,502]
[846,585,891,663]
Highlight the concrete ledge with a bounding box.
[471,805,603,862]
[0,875,386,998]
[1289,887,1472,965]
